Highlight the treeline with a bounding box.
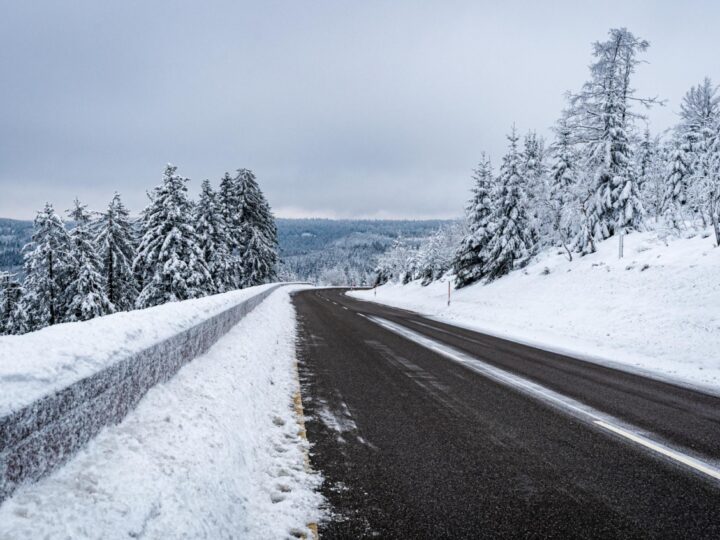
[376,28,720,288]
[0,165,277,335]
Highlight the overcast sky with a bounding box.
[1,1,718,220]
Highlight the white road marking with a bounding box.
[342,306,349,311]
[594,421,720,482]
[363,314,720,484]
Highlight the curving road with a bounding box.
[293,288,720,539]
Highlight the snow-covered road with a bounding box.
[0,286,324,540]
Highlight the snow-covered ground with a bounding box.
[0,286,324,539]
[349,230,720,393]
[0,284,277,416]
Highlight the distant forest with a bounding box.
[1,217,453,284]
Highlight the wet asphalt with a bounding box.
[293,288,720,539]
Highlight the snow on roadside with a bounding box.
[0,286,324,540]
[349,230,720,393]
[0,283,277,416]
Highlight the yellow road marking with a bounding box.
[294,361,319,539]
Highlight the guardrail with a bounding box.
[0,284,283,503]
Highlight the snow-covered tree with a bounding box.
[63,199,114,322]
[0,272,28,335]
[195,179,232,292]
[134,164,213,308]
[547,116,580,258]
[636,127,665,221]
[521,131,549,239]
[482,127,536,280]
[95,192,138,311]
[21,203,74,329]
[702,120,720,244]
[683,78,720,229]
[236,169,278,287]
[568,28,655,253]
[415,224,463,285]
[454,153,495,287]
[217,171,245,289]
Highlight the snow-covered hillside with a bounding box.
[350,230,720,393]
[0,286,324,539]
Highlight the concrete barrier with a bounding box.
[0,284,283,503]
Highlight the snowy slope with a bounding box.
[349,230,720,393]
[0,284,277,416]
[0,286,324,539]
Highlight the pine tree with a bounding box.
[482,127,536,281]
[683,78,720,228]
[217,171,244,289]
[195,180,232,292]
[134,164,213,308]
[521,131,548,239]
[548,116,578,258]
[703,120,720,244]
[568,28,656,253]
[454,153,495,287]
[64,199,114,322]
[663,134,695,228]
[636,127,664,221]
[0,272,28,335]
[21,203,73,329]
[235,169,278,287]
[96,192,138,311]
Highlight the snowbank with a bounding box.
[0,286,324,539]
[350,230,720,393]
[0,284,276,416]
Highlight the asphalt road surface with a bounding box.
[293,288,720,539]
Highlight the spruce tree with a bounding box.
[64,199,114,322]
[568,28,656,253]
[217,171,244,289]
[663,135,695,228]
[548,117,579,258]
[236,169,278,287]
[454,153,495,287]
[195,180,232,292]
[134,164,213,308]
[482,127,536,281]
[96,192,138,311]
[21,203,73,329]
[0,272,28,335]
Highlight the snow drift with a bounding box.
[0,285,324,539]
[0,284,279,502]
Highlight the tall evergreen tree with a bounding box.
[636,128,665,221]
[548,117,579,258]
[64,199,114,322]
[683,78,720,227]
[454,153,495,287]
[134,165,213,308]
[96,192,138,311]
[568,28,655,253]
[703,120,720,244]
[195,180,232,292]
[663,134,696,228]
[482,127,536,281]
[21,203,73,329]
[0,272,28,335]
[217,171,244,289]
[236,169,278,286]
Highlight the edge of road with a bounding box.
[342,289,720,399]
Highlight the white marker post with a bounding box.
[447,281,451,307]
